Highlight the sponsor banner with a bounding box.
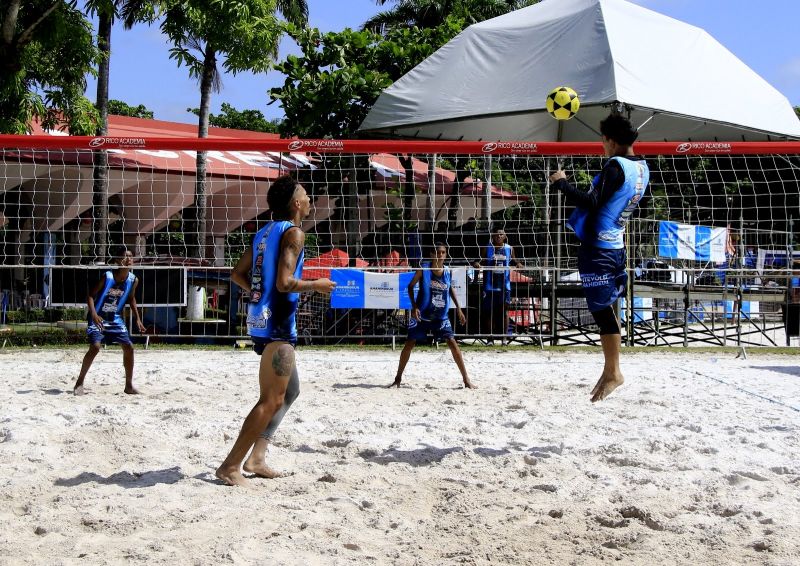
[673,142,732,154]
[398,272,415,309]
[330,268,467,309]
[330,269,366,308]
[658,221,726,262]
[364,271,401,309]
[1,135,798,156]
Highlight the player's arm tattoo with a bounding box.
[278,228,317,294]
[281,237,305,291]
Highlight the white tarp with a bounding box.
[360,0,800,142]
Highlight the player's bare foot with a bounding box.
[387,377,402,388]
[243,461,285,479]
[215,466,251,487]
[73,384,86,396]
[124,386,140,395]
[463,380,477,389]
[590,372,624,403]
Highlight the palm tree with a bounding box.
[363,0,539,33]
[162,0,307,260]
[84,0,154,262]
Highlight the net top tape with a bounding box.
[1,136,799,155]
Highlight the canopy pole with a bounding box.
[483,155,493,231]
[555,121,564,297]
[427,154,436,232]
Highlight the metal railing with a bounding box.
[1,265,797,348]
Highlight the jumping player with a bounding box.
[216,175,336,487]
[549,113,649,402]
[73,245,146,396]
[389,242,475,389]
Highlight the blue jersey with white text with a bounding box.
[90,271,135,330]
[483,243,512,293]
[246,221,304,342]
[567,156,649,249]
[417,268,452,321]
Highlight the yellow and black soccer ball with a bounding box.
[546,86,580,120]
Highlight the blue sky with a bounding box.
[85,0,800,126]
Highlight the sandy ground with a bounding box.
[1,346,799,565]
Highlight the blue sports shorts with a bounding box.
[87,322,132,346]
[407,317,455,342]
[577,245,627,312]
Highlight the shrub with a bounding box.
[63,307,87,321]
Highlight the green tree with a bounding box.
[270,19,463,250]
[187,102,280,133]
[272,19,463,139]
[108,99,155,119]
[363,0,539,32]
[84,0,155,262]
[795,105,799,120]
[161,0,306,260]
[0,0,99,134]
[360,2,540,230]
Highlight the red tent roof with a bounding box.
[23,115,300,180]
[302,248,369,280]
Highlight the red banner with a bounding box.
[1,135,799,155]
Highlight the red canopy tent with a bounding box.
[510,270,532,283]
[302,248,368,280]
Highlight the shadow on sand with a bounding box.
[55,466,186,488]
[359,444,464,466]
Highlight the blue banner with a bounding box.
[657,222,680,259]
[658,221,727,262]
[330,269,365,308]
[330,269,467,309]
[398,272,417,309]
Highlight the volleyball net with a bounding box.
[1,135,799,346]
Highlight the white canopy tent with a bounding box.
[360,0,800,142]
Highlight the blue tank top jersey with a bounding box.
[91,271,135,329]
[417,268,452,321]
[246,221,304,342]
[484,243,512,293]
[567,156,649,249]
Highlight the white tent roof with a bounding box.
[360,0,800,141]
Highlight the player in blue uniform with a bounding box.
[73,245,146,396]
[216,175,336,487]
[549,114,649,402]
[389,242,475,389]
[474,229,523,342]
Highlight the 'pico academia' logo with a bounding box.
[288,139,344,151]
[89,137,146,149]
[675,142,732,154]
[481,141,538,154]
